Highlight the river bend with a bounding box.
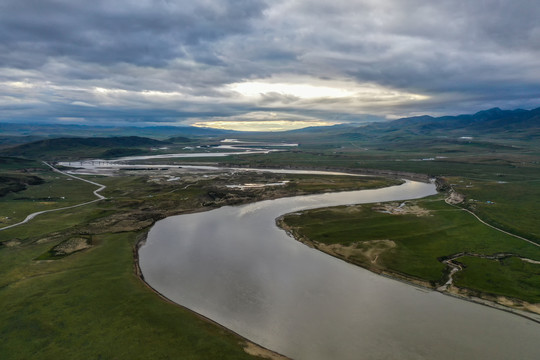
[139,181,540,360]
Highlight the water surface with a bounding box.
[139,181,540,360]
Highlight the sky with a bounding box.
[1,0,539,131]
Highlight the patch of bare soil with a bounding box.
[51,237,91,256]
[372,201,431,216]
[277,216,397,271]
[340,204,364,214]
[36,232,63,244]
[447,286,540,317]
[3,239,21,247]
[318,240,396,267]
[86,212,163,234]
[243,342,290,360]
[523,303,540,315]
[446,190,465,205]
[279,216,434,289]
[279,211,540,320]
[37,237,56,244]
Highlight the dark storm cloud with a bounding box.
[1,0,539,128]
[268,0,540,91]
[0,0,267,68]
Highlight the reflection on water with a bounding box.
[140,181,540,360]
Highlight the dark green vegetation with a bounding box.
[0,229,260,359]
[0,156,44,170]
[210,137,538,182]
[0,173,44,197]
[280,197,540,303]
[0,159,396,359]
[0,122,232,140]
[454,256,540,303]
[267,118,540,304]
[0,136,174,160]
[449,178,540,242]
[0,160,98,227]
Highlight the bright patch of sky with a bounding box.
[193,120,336,132]
[228,81,356,99]
[190,111,338,131]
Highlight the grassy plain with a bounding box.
[280,196,540,303]
[177,135,540,246]
[0,172,99,226]
[1,129,539,356]
[448,178,540,241]
[454,256,540,303]
[262,136,539,306]
[0,158,398,359]
[0,230,261,360]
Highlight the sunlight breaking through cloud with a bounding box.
[227,81,355,99]
[191,111,340,131]
[225,77,430,106]
[192,120,336,131]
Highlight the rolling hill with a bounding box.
[0,136,170,160]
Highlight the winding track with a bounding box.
[0,162,107,232]
[445,197,540,248]
[3,160,538,251]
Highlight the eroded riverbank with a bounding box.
[277,194,540,323]
[278,216,540,323]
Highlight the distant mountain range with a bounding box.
[372,107,540,134]
[287,107,540,143]
[0,107,538,158]
[2,107,539,140]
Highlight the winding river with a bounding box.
[139,181,540,360]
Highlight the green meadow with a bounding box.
[1,158,398,359]
[280,196,540,303]
[0,160,262,359]
[0,228,260,359]
[1,130,539,358]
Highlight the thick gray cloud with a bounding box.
[1,0,539,129]
[0,0,266,67]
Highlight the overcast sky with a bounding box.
[1,0,539,130]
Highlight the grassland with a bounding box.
[1,128,539,356]
[448,178,540,241]
[0,228,262,359]
[271,132,539,307]
[0,158,399,359]
[454,256,540,303]
[0,171,100,226]
[279,196,540,306]
[174,135,540,247]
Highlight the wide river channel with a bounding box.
[139,180,540,360]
